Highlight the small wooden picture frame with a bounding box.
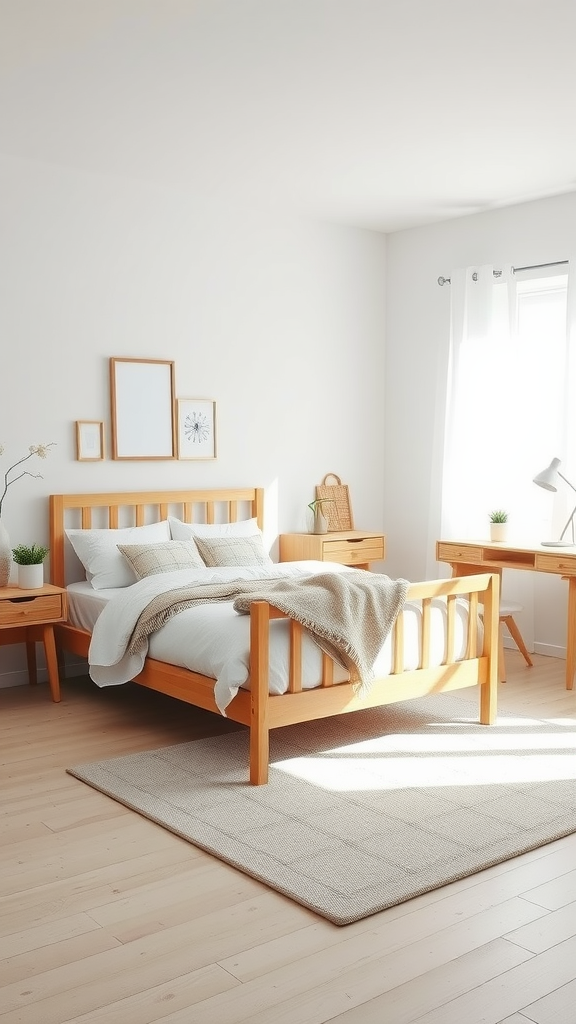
[76,421,104,461]
[176,399,217,460]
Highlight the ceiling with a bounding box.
[2,0,576,232]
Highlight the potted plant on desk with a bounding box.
[489,510,508,543]
[12,543,49,589]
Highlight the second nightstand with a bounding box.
[279,531,385,570]
[0,584,68,702]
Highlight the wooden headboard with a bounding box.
[49,487,265,588]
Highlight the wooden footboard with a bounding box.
[245,572,499,784]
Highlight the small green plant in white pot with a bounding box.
[489,510,508,543]
[12,543,49,589]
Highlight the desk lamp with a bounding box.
[533,458,576,546]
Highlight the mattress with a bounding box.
[66,562,476,714]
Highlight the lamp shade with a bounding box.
[533,457,562,492]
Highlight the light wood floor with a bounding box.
[2,653,576,1024]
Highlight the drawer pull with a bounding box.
[9,597,36,604]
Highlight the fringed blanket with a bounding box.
[127,571,409,690]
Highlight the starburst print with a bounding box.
[184,411,211,444]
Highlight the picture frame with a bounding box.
[76,420,104,461]
[110,357,176,460]
[176,398,217,460]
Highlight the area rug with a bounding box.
[67,694,576,925]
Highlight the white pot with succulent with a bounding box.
[0,442,56,587]
[12,543,50,589]
[489,509,508,542]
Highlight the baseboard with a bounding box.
[533,642,566,659]
[0,658,88,690]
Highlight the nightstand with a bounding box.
[279,531,385,570]
[0,584,68,702]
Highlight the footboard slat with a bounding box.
[321,654,334,687]
[420,597,431,669]
[467,591,479,659]
[446,593,457,663]
[289,619,303,693]
[392,613,405,673]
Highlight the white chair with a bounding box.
[498,601,533,682]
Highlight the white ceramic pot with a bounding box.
[18,563,44,589]
[489,522,507,543]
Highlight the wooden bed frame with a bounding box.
[49,487,500,784]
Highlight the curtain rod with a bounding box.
[437,259,569,286]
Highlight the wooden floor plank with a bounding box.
[168,899,540,1024]
[522,976,576,1024]
[400,934,576,1024]
[294,940,532,1024]
[505,899,576,953]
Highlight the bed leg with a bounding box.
[480,573,500,725]
[249,601,271,785]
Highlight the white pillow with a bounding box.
[169,516,260,540]
[66,521,171,589]
[195,534,273,568]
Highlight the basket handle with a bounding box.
[321,473,342,485]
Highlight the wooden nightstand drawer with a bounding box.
[0,593,64,627]
[322,537,385,565]
[436,542,483,563]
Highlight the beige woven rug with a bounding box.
[67,693,576,926]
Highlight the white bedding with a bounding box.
[67,560,475,714]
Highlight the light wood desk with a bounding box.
[436,539,576,691]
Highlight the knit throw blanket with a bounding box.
[127,571,410,691]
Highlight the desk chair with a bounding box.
[499,601,533,682]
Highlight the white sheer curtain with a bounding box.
[441,265,518,539]
[439,263,572,650]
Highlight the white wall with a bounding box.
[0,154,387,687]
[385,191,576,656]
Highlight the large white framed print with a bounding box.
[176,399,217,460]
[110,358,176,460]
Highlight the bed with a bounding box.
[49,487,500,784]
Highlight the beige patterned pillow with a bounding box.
[118,540,205,579]
[195,534,273,567]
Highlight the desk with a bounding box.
[436,540,576,691]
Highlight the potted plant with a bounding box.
[489,510,508,543]
[12,543,49,589]
[0,441,55,588]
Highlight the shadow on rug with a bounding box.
[67,693,576,925]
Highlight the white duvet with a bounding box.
[77,561,471,714]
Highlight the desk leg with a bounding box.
[42,624,61,703]
[566,578,576,691]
